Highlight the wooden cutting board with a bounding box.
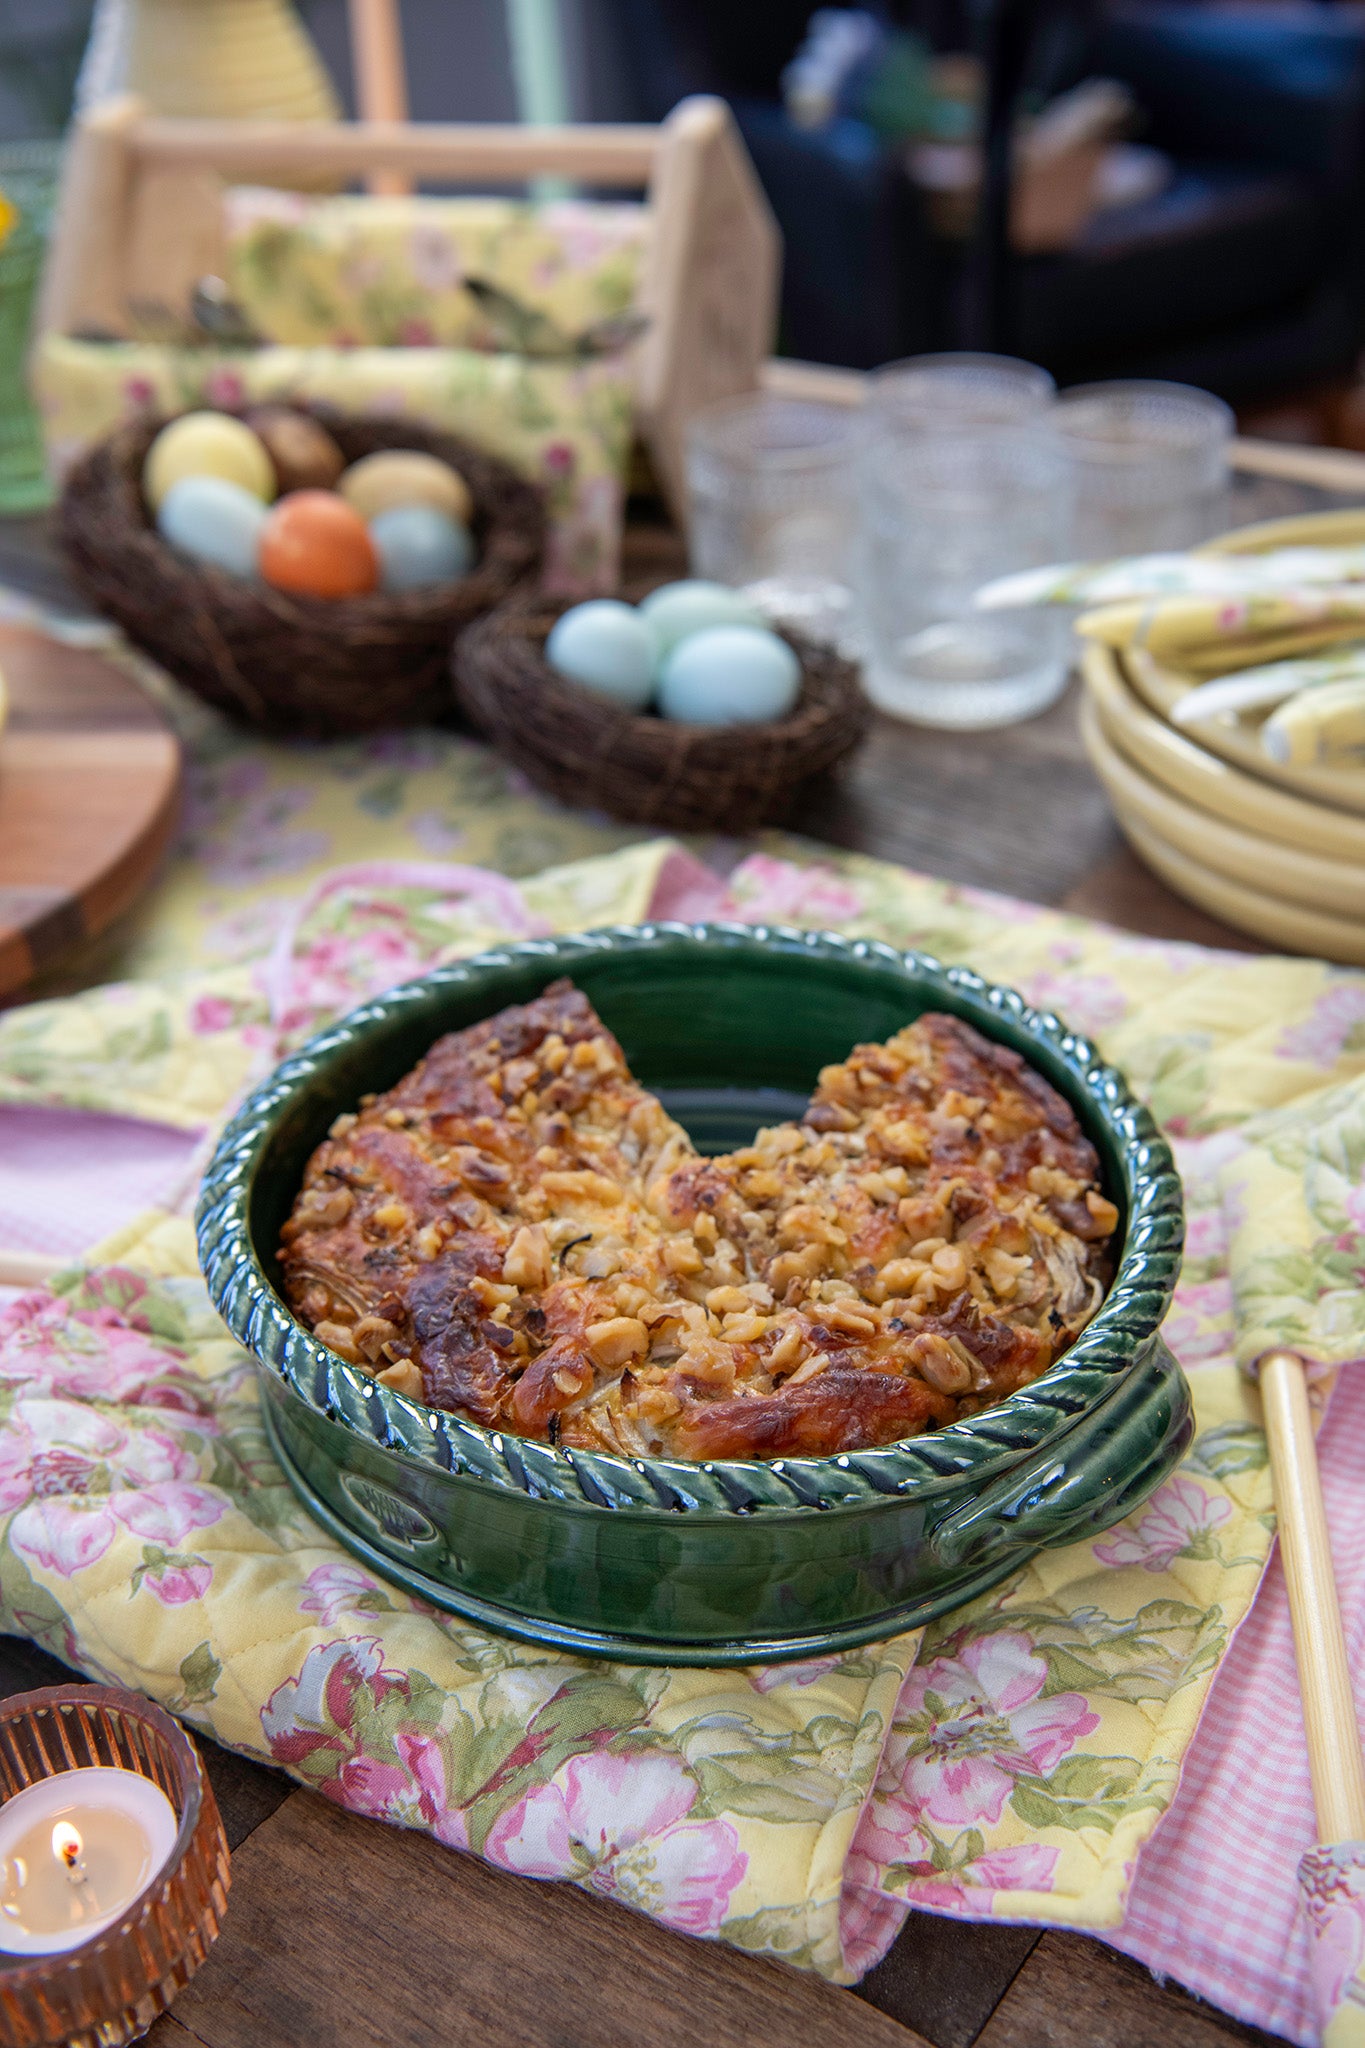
[0,622,181,995]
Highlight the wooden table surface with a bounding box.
[0,459,1351,2048]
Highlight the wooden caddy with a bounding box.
[36,94,781,518]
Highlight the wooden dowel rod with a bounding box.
[1230,437,1365,493]
[0,1251,61,1290]
[347,0,410,196]
[131,118,659,185]
[1261,1348,1365,1845]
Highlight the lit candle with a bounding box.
[0,1767,178,1956]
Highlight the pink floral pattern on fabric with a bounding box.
[881,1633,1099,1830]
[262,1638,747,1935]
[0,1396,222,1579]
[1277,985,1365,1068]
[1094,1476,1231,1573]
[486,1751,747,1937]
[1299,1842,1365,2037]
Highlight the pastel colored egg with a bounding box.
[156,474,268,579]
[638,579,764,661]
[371,503,476,591]
[143,411,275,512]
[546,600,658,709]
[339,450,473,526]
[258,490,379,599]
[657,625,801,726]
[244,406,346,494]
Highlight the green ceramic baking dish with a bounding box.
[196,922,1189,1665]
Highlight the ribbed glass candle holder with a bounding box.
[0,1685,230,2048]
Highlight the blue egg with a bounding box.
[371,502,475,591]
[657,625,801,726]
[156,474,268,579]
[638,580,763,663]
[545,600,658,710]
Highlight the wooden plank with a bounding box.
[162,1788,929,2048]
[975,1931,1287,2048]
[801,683,1123,909]
[857,1911,1041,2048]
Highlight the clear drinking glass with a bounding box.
[684,392,858,640]
[1052,379,1234,557]
[868,351,1056,431]
[856,406,1072,730]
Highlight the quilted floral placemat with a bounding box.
[4,829,1365,2016]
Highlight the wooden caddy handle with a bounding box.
[1260,1348,1365,1844]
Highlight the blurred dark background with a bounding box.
[5,0,1365,418]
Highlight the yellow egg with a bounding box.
[338,450,473,526]
[143,412,275,512]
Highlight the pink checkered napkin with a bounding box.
[1106,1371,1365,2046]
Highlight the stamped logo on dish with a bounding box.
[341,1474,442,1554]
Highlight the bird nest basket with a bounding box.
[58,408,545,736]
[452,594,870,832]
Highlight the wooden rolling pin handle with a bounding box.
[0,1249,63,1290]
[1259,1347,1365,1844]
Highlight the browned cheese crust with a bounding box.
[278,981,1118,1462]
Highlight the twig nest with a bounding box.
[453,591,870,832]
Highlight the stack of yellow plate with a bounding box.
[1078,507,1365,962]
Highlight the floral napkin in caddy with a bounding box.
[33,190,649,592]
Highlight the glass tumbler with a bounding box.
[856,412,1073,730]
[684,392,858,640]
[868,351,1056,431]
[1052,380,1234,557]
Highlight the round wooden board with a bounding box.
[0,622,180,997]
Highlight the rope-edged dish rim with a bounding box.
[196,923,1184,1517]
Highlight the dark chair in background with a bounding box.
[601,0,1365,405]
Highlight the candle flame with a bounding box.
[51,1823,84,1876]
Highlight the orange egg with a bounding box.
[258,491,378,599]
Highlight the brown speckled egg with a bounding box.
[258,491,378,599]
[245,407,346,495]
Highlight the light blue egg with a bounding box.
[545,600,657,710]
[657,625,801,726]
[638,579,764,663]
[156,474,268,579]
[371,502,475,591]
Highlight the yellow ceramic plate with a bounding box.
[1113,806,1365,964]
[1124,648,1365,816]
[1080,643,1365,865]
[1080,693,1365,917]
[1118,506,1365,815]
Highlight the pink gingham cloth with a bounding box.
[1,849,1359,2045]
[1108,1371,1365,2045]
